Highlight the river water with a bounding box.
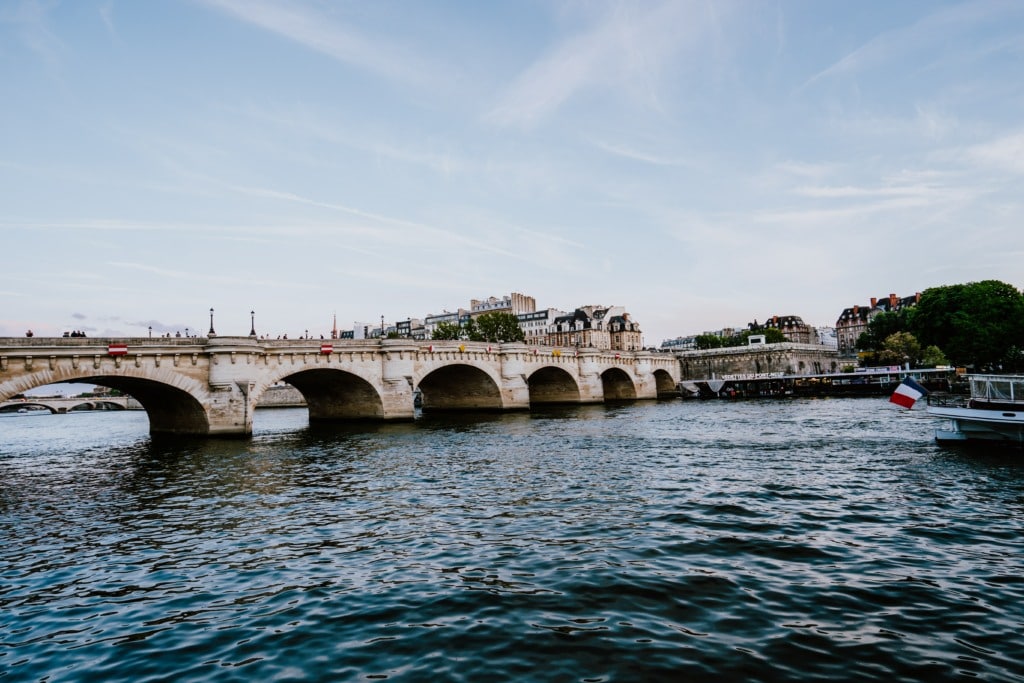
[1,399,1022,682]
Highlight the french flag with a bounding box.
[890,376,929,409]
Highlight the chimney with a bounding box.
[870,297,877,308]
[889,293,897,308]
[853,305,859,315]
[915,292,921,303]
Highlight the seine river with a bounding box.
[2,399,1022,682]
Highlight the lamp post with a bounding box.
[249,310,256,337]
[381,315,385,339]
[148,326,152,338]
[208,308,216,337]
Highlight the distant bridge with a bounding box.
[0,337,680,436]
[0,395,141,413]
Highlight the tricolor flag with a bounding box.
[889,376,929,409]
[107,344,128,356]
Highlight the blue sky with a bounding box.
[2,0,1022,345]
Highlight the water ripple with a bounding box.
[2,400,1024,681]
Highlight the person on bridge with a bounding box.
[25,330,33,337]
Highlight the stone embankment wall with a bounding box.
[677,343,842,380]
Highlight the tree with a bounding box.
[877,331,922,367]
[471,312,525,343]
[856,311,906,351]
[695,334,722,350]
[432,321,462,340]
[920,345,949,368]
[909,280,1024,370]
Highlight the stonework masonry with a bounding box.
[676,343,842,380]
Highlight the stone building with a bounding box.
[545,305,641,350]
[759,315,816,344]
[518,308,565,345]
[470,292,536,318]
[609,312,643,351]
[835,292,921,355]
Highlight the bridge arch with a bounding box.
[527,366,581,405]
[1,371,209,435]
[652,369,677,398]
[417,363,503,412]
[601,367,637,401]
[258,368,384,421]
[0,400,57,414]
[85,377,208,434]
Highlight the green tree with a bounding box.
[920,345,949,368]
[432,321,462,340]
[856,311,906,351]
[695,334,722,350]
[877,331,922,367]
[471,312,525,343]
[909,280,1024,370]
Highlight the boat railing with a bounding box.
[927,393,969,408]
[968,374,1024,403]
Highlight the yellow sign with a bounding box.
[458,344,466,353]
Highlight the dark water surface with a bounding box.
[1,399,1022,682]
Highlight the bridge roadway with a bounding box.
[0,337,680,436]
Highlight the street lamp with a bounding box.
[249,310,256,337]
[148,326,152,338]
[208,308,216,337]
[381,314,385,339]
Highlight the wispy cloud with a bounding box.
[592,139,693,167]
[801,0,1023,90]
[964,130,1024,174]
[486,0,716,128]
[197,0,446,91]
[0,0,66,68]
[107,261,316,290]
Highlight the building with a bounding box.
[469,292,536,318]
[661,336,697,351]
[608,312,643,351]
[423,309,470,338]
[835,305,870,354]
[816,327,838,349]
[759,315,816,344]
[396,318,427,340]
[518,308,565,345]
[835,292,921,355]
[545,305,640,350]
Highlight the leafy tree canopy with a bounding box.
[877,331,921,366]
[469,312,525,343]
[431,321,462,340]
[431,313,525,343]
[909,280,1024,370]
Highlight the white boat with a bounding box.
[927,374,1024,446]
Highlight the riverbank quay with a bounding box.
[679,367,956,400]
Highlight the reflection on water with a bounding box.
[1,401,1023,682]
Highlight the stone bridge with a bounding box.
[0,395,141,413]
[0,337,680,436]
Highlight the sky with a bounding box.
[1,0,1023,346]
